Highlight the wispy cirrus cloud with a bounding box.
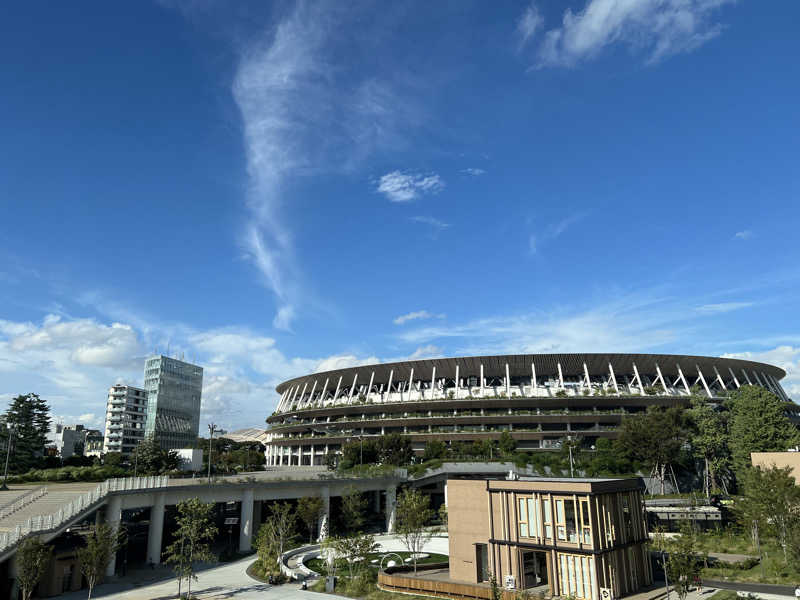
[734,230,753,240]
[393,310,446,326]
[517,2,544,50]
[695,302,754,314]
[462,167,486,176]
[377,171,445,202]
[520,0,734,68]
[529,212,587,255]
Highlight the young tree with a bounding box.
[255,521,280,575]
[739,465,800,563]
[378,433,414,466]
[262,502,297,563]
[395,488,434,573]
[687,397,730,496]
[17,536,52,600]
[163,498,217,599]
[132,436,181,475]
[498,431,517,455]
[422,440,447,461]
[727,385,800,478]
[297,495,324,542]
[76,523,126,599]
[327,533,379,580]
[341,487,368,533]
[2,393,51,472]
[652,525,702,600]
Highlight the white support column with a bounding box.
[632,363,644,393]
[770,375,790,402]
[583,363,593,395]
[299,383,308,406]
[505,363,510,396]
[454,365,460,398]
[408,368,414,401]
[712,366,727,390]
[557,362,565,390]
[105,495,123,577]
[239,489,254,552]
[318,487,330,541]
[333,376,343,402]
[348,373,358,401]
[608,363,619,395]
[147,493,166,565]
[290,385,300,408]
[728,368,741,389]
[741,369,753,385]
[385,485,397,533]
[480,364,485,395]
[367,371,375,401]
[531,362,537,394]
[655,364,668,394]
[430,366,436,399]
[386,370,394,401]
[277,390,288,412]
[760,372,777,395]
[318,378,329,405]
[751,370,764,388]
[676,364,690,395]
[696,365,712,398]
[308,380,318,406]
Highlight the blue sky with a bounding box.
[1,1,799,432]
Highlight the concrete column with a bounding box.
[9,555,19,600]
[318,487,330,541]
[147,493,166,565]
[385,485,397,533]
[253,500,262,535]
[105,495,123,577]
[239,489,254,552]
[374,490,381,512]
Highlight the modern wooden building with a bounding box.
[448,477,652,600]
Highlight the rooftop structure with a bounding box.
[266,353,794,466]
[144,355,203,450]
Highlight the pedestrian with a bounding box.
[694,574,702,594]
[794,584,800,600]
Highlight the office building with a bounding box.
[102,384,148,456]
[143,355,203,449]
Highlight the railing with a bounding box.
[0,486,48,521]
[0,475,168,555]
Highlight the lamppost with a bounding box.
[208,423,221,483]
[1,424,15,491]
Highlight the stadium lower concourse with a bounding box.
[265,353,794,466]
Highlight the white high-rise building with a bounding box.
[103,384,148,456]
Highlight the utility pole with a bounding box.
[208,423,220,483]
[1,424,14,491]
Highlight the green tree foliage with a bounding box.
[297,495,324,542]
[422,440,447,461]
[653,525,703,600]
[255,521,280,575]
[378,433,414,466]
[76,523,126,599]
[103,452,123,467]
[339,438,380,470]
[395,487,435,573]
[687,396,730,495]
[341,487,368,532]
[726,385,800,478]
[325,533,379,580]
[199,436,266,475]
[261,502,297,562]
[738,465,800,564]
[163,498,217,599]
[587,438,631,475]
[2,393,51,473]
[498,431,517,455]
[616,406,689,494]
[132,436,181,475]
[17,536,52,600]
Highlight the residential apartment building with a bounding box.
[53,424,87,459]
[447,477,652,600]
[102,384,148,456]
[143,355,203,449]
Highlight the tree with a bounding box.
[76,523,126,599]
[339,438,379,470]
[297,496,324,542]
[17,536,52,600]
[327,533,379,580]
[2,393,51,473]
[378,433,414,466]
[616,406,689,494]
[132,436,181,475]
[438,503,448,530]
[422,440,447,461]
[255,521,281,575]
[687,396,730,496]
[341,487,368,532]
[588,438,631,475]
[726,385,800,478]
[498,431,517,455]
[163,498,217,599]
[739,465,800,564]
[261,502,297,563]
[652,525,703,600]
[395,488,434,573]
[103,452,123,467]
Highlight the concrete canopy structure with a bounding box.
[266,353,794,466]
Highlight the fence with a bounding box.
[0,475,168,555]
[0,486,48,521]
[378,566,519,600]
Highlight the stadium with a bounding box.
[265,353,794,466]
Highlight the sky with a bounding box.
[1,0,799,433]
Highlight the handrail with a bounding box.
[0,475,169,555]
[0,486,48,521]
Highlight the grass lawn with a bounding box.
[305,551,448,576]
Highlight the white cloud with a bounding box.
[462,167,486,176]
[517,2,544,49]
[695,302,754,314]
[722,346,800,400]
[529,213,587,255]
[407,345,443,360]
[377,171,445,202]
[393,310,446,326]
[532,0,734,68]
[411,216,450,236]
[314,354,381,373]
[734,230,753,240]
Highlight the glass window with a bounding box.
[556,499,566,541]
[528,498,540,538]
[580,499,592,544]
[519,497,529,538]
[544,498,553,539]
[565,499,578,543]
